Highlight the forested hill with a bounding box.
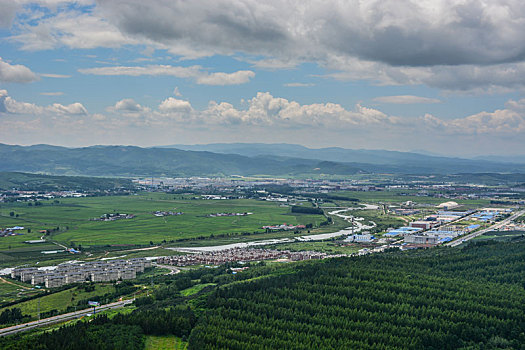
[0,172,134,191]
[1,239,525,349]
[2,143,525,176]
[0,144,363,177]
[189,240,525,349]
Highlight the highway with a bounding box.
[445,209,525,247]
[0,299,133,337]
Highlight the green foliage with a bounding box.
[0,172,133,191]
[188,240,525,349]
[0,322,145,350]
[291,206,324,215]
[0,144,363,177]
[0,308,28,325]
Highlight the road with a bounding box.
[445,209,525,247]
[0,299,133,337]
[156,264,180,274]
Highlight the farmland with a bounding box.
[0,193,325,249]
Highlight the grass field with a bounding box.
[0,284,115,318]
[0,193,324,248]
[180,283,216,296]
[145,335,188,350]
[0,277,39,305]
[474,230,525,241]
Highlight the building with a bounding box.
[437,201,459,209]
[45,274,66,288]
[10,257,150,288]
[344,234,375,243]
[404,235,438,245]
[409,221,434,230]
[384,227,423,237]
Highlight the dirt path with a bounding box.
[0,277,30,290]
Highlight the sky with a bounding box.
[1,0,525,156]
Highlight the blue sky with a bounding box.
[1,0,525,156]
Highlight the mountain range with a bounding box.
[1,143,524,177]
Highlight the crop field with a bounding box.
[0,193,325,248]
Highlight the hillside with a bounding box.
[2,143,525,177]
[0,172,134,191]
[2,240,525,349]
[168,143,525,174]
[188,240,525,349]
[0,144,363,177]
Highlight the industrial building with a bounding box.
[344,234,375,243]
[384,227,423,237]
[404,235,439,245]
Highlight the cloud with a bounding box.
[420,98,525,134]
[108,98,150,117]
[246,58,298,70]
[195,70,255,86]
[172,87,182,97]
[51,102,87,115]
[373,95,441,104]
[94,1,525,67]
[0,0,19,28]
[284,83,315,87]
[10,8,138,51]
[79,64,255,85]
[0,89,87,116]
[158,97,192,113]
[40,92,64,96]
[40,73,71,78]
[147,91,398,128]
[8,1,525,91]
[0,57,38,83]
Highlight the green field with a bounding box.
[180,283,216,297]
[145,335,189,350]
[0,193,324,248]
[474,230,525,241]
[0,284,115,318]
[0,278,38,305]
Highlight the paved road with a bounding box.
[0,299,133,337]
[445,209,525,247]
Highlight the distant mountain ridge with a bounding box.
[0,144,362,177]
[163,143,525,173]
[1,143,524,177]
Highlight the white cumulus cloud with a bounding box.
[0,57,38,83]
[159,97,192,113]
[0,89,87,115]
